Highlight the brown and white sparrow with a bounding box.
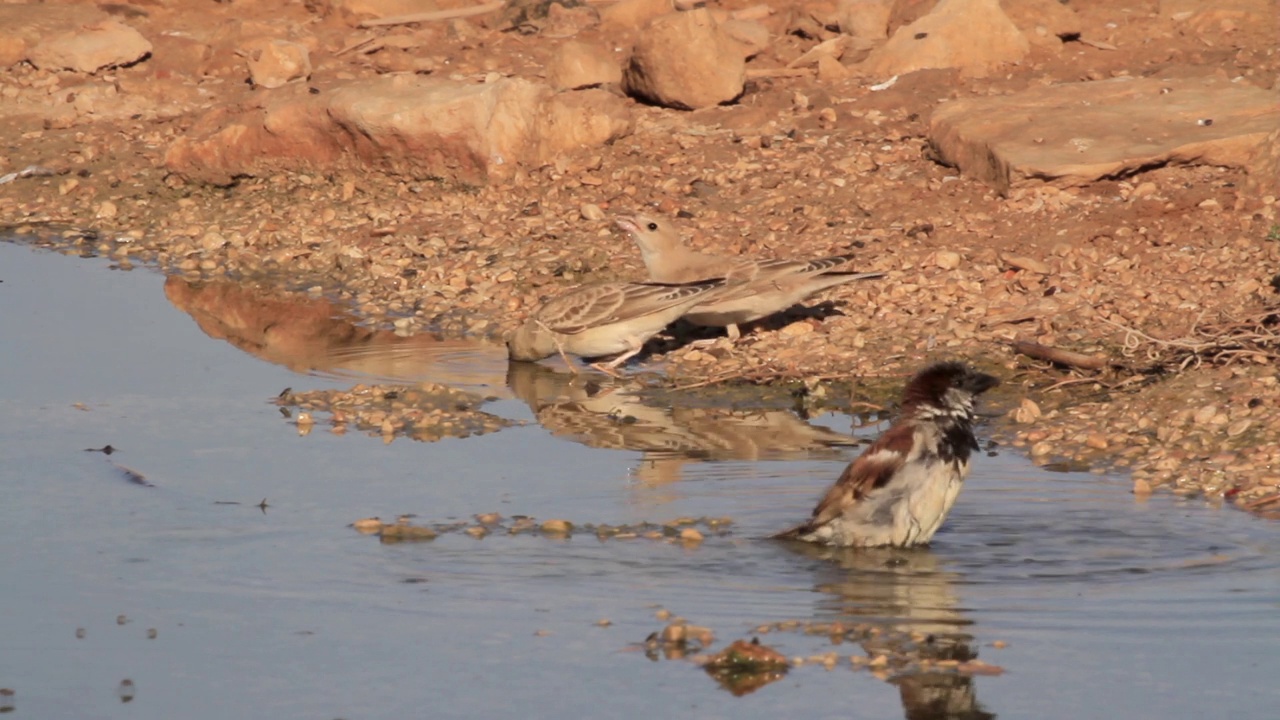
[506,279,725,375]
[774,362,999,548]
[615,213,884,339]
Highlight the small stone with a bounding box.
[1084,433,1109,450]
[1193,405,1218,425]
[679,528,704,543]
[780,321,814,337]
[1013,398,1041,423]
[1133,477,1153,496]
[933,250,961,270]
[579,203,605,221]
[96,201,118,219]
[378,524,437,542]
[1000,253,1050,274]
[661,623,687,642]
[1132,181,1158,198]
[1227,419,1252,437]
[201,232,227,251]
[541,519,573,534]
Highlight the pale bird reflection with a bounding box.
[784,543,994,720]
[506,362,864,489]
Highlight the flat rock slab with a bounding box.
[165,76,633,186]
[0,4,111,67]
[929,76,1280,191]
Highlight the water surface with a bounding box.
[1,239,1277,719]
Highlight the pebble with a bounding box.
[931,250,962,270]
[679,528,704,543]
[540,519,573,534]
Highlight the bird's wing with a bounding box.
[774,422,914,538]
[537,281,721,335]
[752,254,859,279]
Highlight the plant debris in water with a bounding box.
[350,514,734,545]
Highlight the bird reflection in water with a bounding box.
[506,361,865,492]
[783,542,996,720]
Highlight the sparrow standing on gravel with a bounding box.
[506,279,725,375]
[774,362,999,548]
[615,213,883,340]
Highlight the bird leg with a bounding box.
[725,323,742,341]
[556,341,581,374]
[589,338,643,377]
[537,320,580,374]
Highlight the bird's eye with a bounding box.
[646,222,658,231]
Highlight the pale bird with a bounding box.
[506,279,724,375]
[615,213,884,339]
[773,362,999,548]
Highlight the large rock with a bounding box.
[1245,128,1279,199]
[244,38,312,89]
[150,33,214,79]
[720,18,771,59]
[28,18,152,73]
[862,0,1029,78]
[164,76,634,185]
[887,0,938,35]
[1159,0,1275,31]
[546,40,621,91]
[929,75,1280,191]
[0,4,111,67]
[600,0,674,30]
[838,0,892,40]
[623,8,745,110]
[1001,0,1081,46]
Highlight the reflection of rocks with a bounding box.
[278,383,511,443]
[165,277,513,442]
[785,544,996,720]
[506,362,862,483]
[701,639,789,697]
[163,276,507,386]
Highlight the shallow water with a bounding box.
[1,239,1277,719]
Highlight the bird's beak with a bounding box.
[613,215,639,233]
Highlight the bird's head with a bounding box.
[614,213,681,259]
[901,361,999,418]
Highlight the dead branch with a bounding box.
[357,1,505,28]
[1011,340,1111,370]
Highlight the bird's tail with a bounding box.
[770,521,814,541]
[810,270,885,291]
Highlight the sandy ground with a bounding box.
[1,0,1278,514]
